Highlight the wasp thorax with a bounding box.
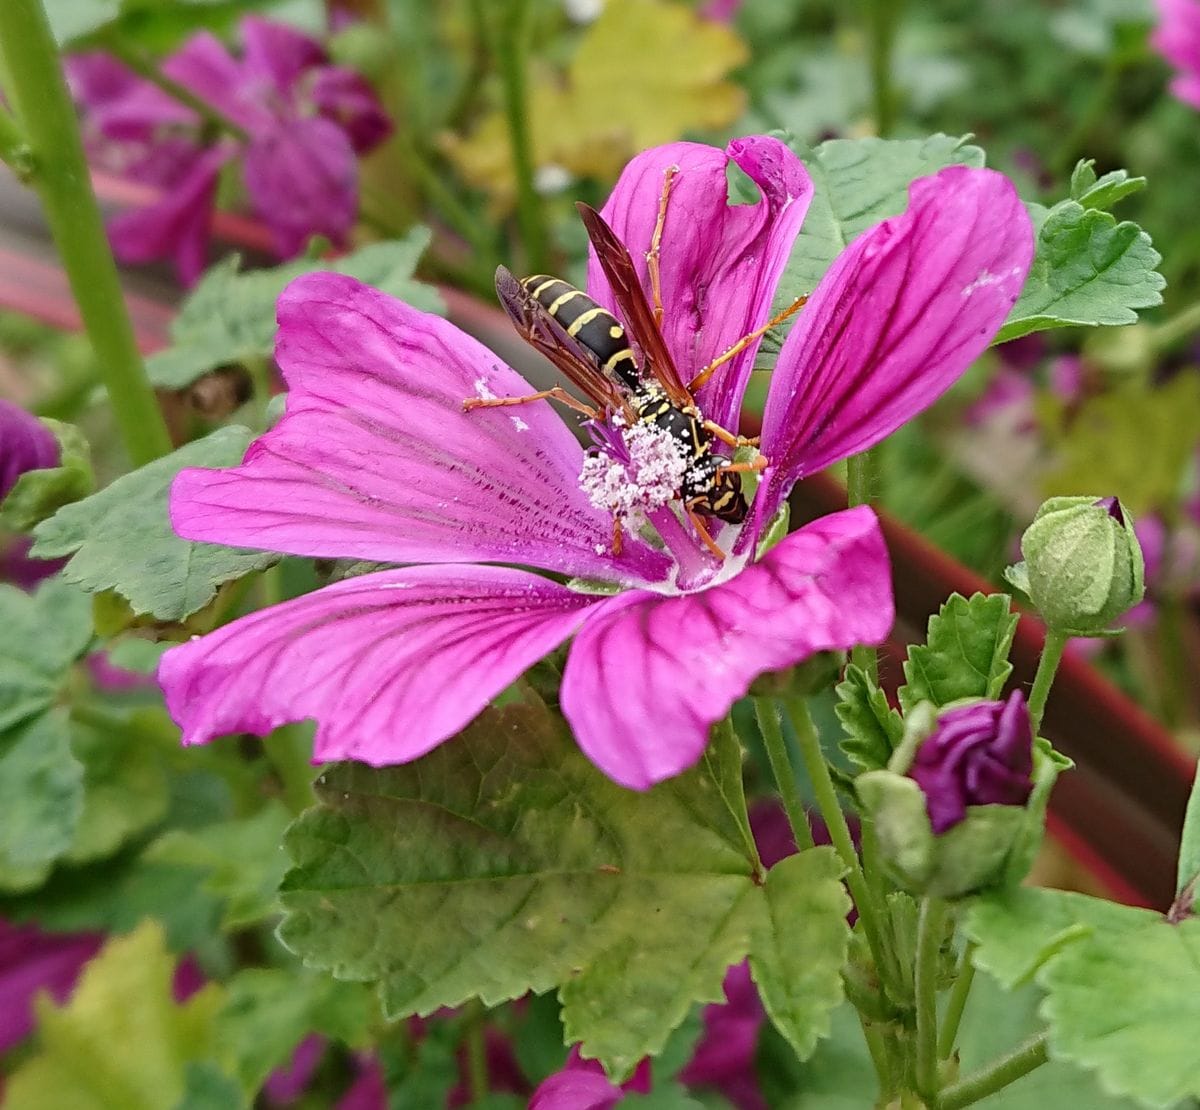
[579,418,689,521]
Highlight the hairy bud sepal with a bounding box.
[1005,495,1145,635]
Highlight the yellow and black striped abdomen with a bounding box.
[522,275,640,389]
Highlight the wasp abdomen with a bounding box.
[523,275,640,389]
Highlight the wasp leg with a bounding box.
[685,501,726,560]
[688,294,809,392]
[646,165,679,329]
[463,386,599,420]
[718,456,769,476]
[702,420,761,450]
[611,515,624,556]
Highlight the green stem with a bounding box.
[104,38,250,142]
[754,697,815,851]
[0,0,172,467]
[494,0,549,272]
[845,449,879,679]
[1150,297,1200,353]
[0,105,34,179]
[858,1015,896,1101]
[464,999,489,1105]
[913,898,945,1101]
[784,696,893,992]
[865,0,902,137]
[937,1032,1049,1110]
[1027,629,1067,735]
[938,941,977,1060]
[263,725,316,814]
[1154,592,1190,729]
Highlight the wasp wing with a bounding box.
[494,266,634,421]
[576,202,693,410]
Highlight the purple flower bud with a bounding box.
[908,691,1034,834]
[0,400,58,503]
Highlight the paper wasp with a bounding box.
[465,173,805,557]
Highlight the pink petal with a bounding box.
[561,506,893,789]
[170,273,672,585]
[755,166,1034,527]
[309,66,392,153]
[157,565,600,764]
[588,137,812,432]
[163,31,265,133]
[108,144,232,286]
[243,117,358,257]
[239,16,327,93]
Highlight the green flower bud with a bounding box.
[1005,495,1144,635]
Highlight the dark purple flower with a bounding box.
[908,691,1034,834]
[0,399,58,503]
[265,1034,326,1104]
[0,537,65,591]
[1153,0,1200,108]
[68,18,391,284]
[679,962,767,1110]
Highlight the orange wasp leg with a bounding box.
[646,165,679,330]
[688,294,810,393]
[611,515,624,557]
[702,420,761,450]
[463,386,600,421]
[718,457,769,476]
[685,502,726,561]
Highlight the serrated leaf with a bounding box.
[145,803,293,929]
[834,664,903,772]
[0,420,93,532]
[444,0,746,209]
[145,233,442,390]
[898,592,1018,712]
[278,693,766,1080]
[0,711,84,892]
[31,427,279,622]
[0,578,93,732]
[749,849,851,1062]
[4,921,225,1110]
[995,198,1164,343]
[1069,160,1147,211]
[1176,764,1200,917]
[766,134,985,332]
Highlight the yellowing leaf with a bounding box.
[5,921,225,1110]
[444,0,747,208]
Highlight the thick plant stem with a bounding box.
[754,698,815,851]
[784,696,893,992]
[0,0,171,466]
[495,0,549,273]
[937,1032,1049,1109]
[1027,629,1067,734]
[464,999,489,1105]
[865,0,902,137]
[939,941,977,1060]
[263,725,316,814]
[913,898,945,1101]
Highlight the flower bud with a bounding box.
[1006,495,1145,634]
[856,693,1070,898]
[0,400,59,503]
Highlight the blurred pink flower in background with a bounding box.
[1154,0,1200,108]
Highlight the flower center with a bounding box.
[578,415,689,525]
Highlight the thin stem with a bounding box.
[464,999,489,1105]
[0,0,172,466]
[263,725,316,813]
[1027,629,1067,734]
[937,1032,1049,1110]
[865,0,902,137]
[845,450,880,681]
[104,38,250,142]
[754,698,815,851]
[1150,297,1200,352]
[913,898,945,1101]
[494,0,549,272]
[938,941,977,1060]
[784,696,892,992]
[858,1015,896,1101]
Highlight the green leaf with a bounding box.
[4,921,225,1110]
[0,420,94,532]
[105,638,172,676]
[898,592,1018,712]
[759,1001,877,1108]
[279,692,765,1080]
[749,849,851,1062]
[1176,763,1200,916]
[968,887,1200,1108]
[174,1063,246,1110]
[767,134,984,332]
[145,802,293,929]
[995,197,1164,343]
[1069,159,1147,211]
[834,664,903,772]
[0,578,93,732]
[0,711,84,892]
[145,233,443,391]
[31,427,279,622]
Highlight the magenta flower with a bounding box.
[1153,0,1200,108]
[68,17,391,284]
[0,399,58,503]
[158,136,1032,789]
[908,691,1035,834]
[531,1050,651,1110]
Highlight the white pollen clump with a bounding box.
[472,376,498,401]
[961,270,1002,297]
[511,416,530,432]
[579,421,688,518]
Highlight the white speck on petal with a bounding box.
[511,416,530,432]
[472,377,498,401]
[962,270,1003,297]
